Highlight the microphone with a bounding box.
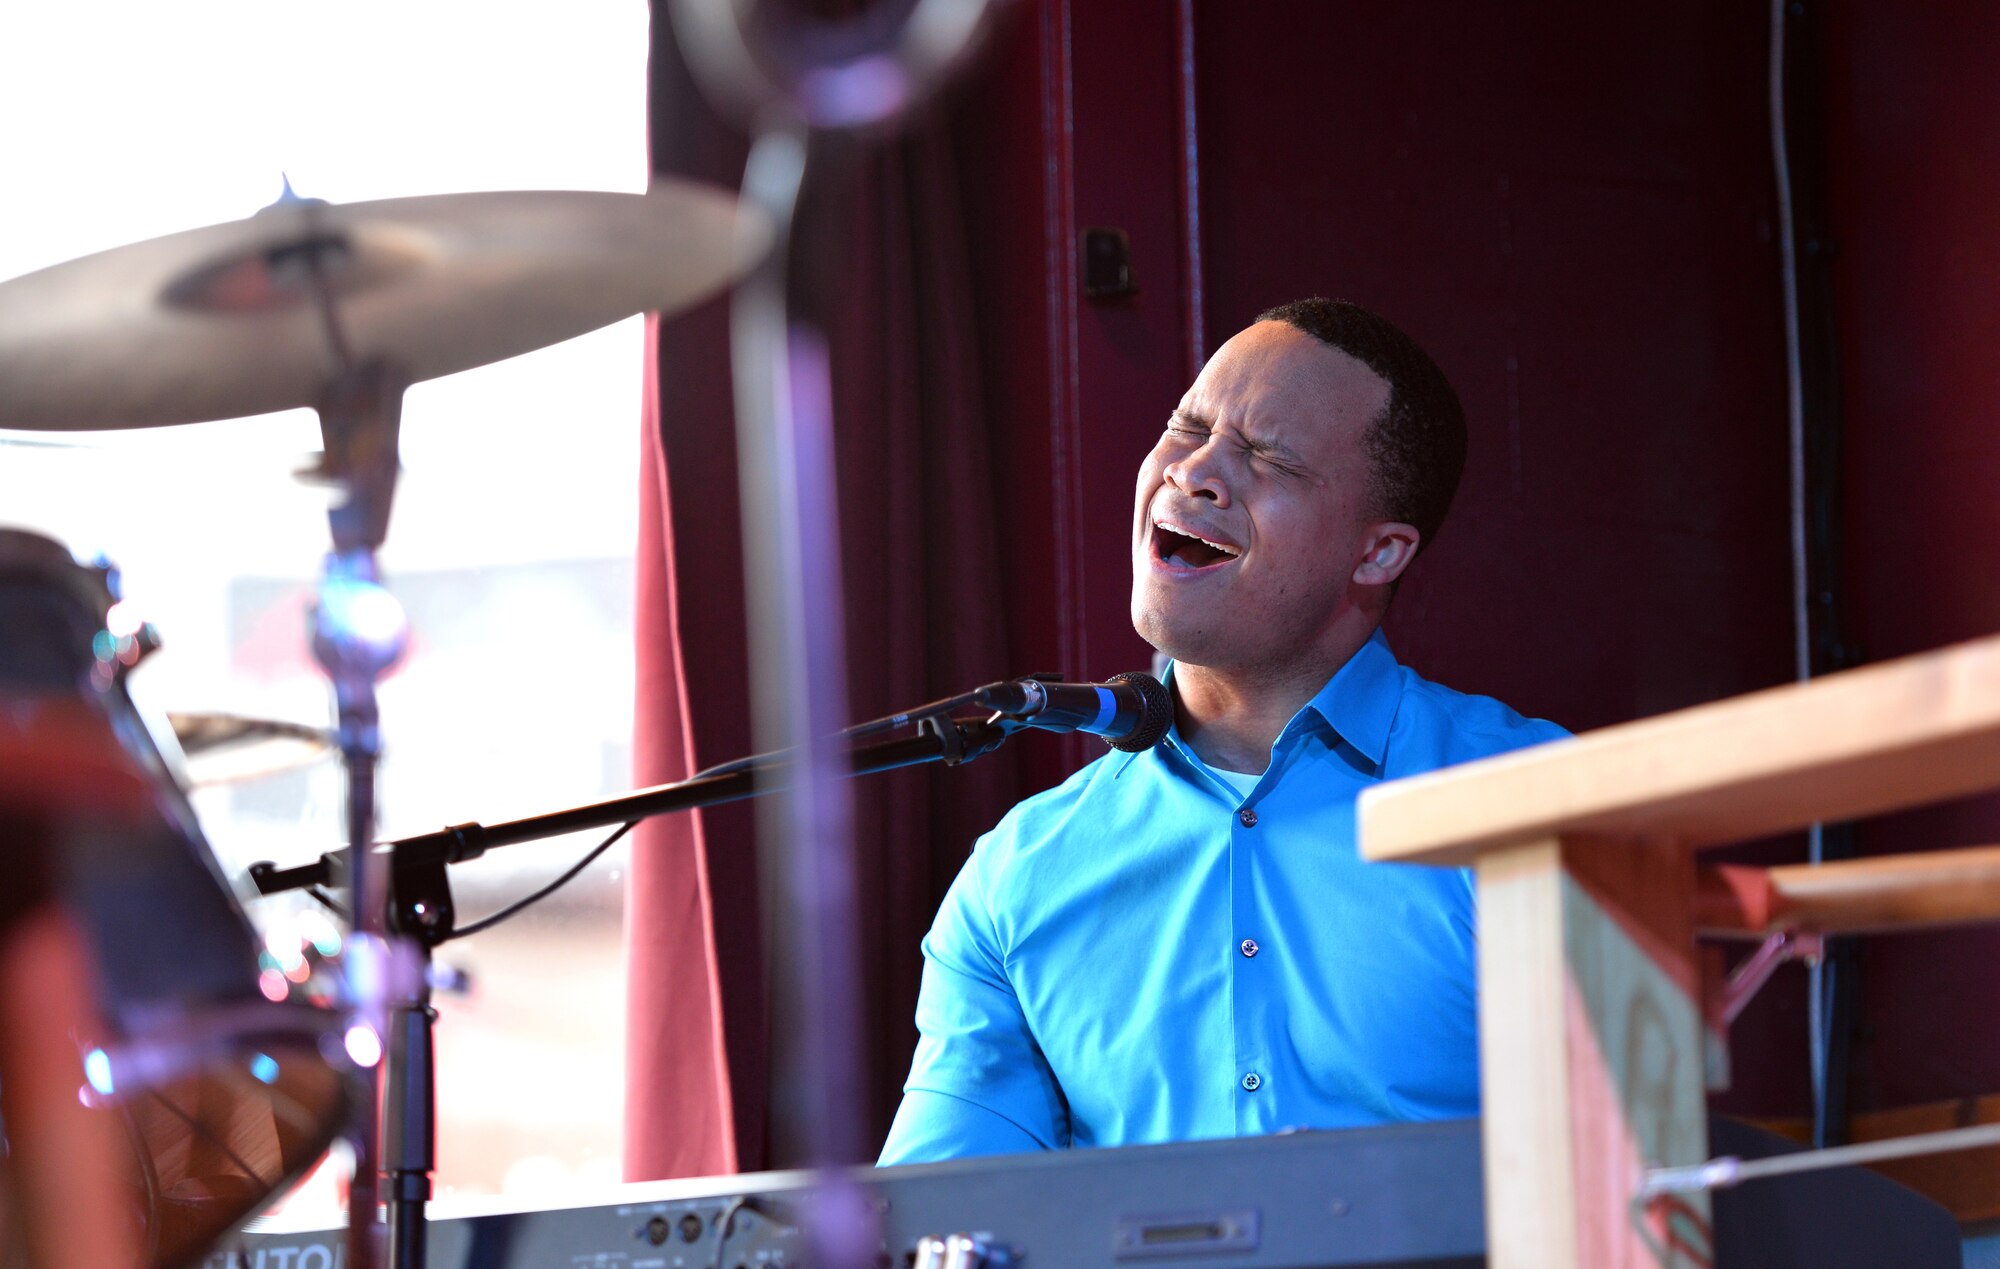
[972,672,1173,753]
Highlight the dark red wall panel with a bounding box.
[1063,0,1196,686]
[1821,0,2000,1112]
[953,0,1198,786]
[1191,3,1796,735]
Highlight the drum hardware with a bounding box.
[0,5,1011,1256]
[0,529,353,1269]
[0,184,768,432]
[0,181,770,1269]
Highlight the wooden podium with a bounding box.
[1357,633,2000,1268]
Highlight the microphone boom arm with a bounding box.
[248,710,1021,897]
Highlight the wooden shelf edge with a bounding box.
[1695,845,2000,936]
[1359,633,2000,867]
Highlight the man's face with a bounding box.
[1130,320,1396,674]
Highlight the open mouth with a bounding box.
[1151,521,1241,572]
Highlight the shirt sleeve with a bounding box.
[877,841,1070,1164]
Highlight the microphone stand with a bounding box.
[246,709,1023,1269]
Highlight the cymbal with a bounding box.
[167,712,335,787]
[0,181,768,430]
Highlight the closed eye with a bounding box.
[1243,441,1304,476]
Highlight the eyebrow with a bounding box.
[1171,408,1309,469]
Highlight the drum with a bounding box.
[0,528,351,1269]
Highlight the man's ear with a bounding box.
[1352,522,1421,587]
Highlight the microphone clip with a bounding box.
[917,710,1016,767]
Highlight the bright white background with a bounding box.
[0,0,656,1208]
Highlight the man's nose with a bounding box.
[1164,443,1230,504]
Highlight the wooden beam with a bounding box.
[1695,845,2000,936]
[1478,837,1712,1269]
[1478,841,1577,1267]
[1353,634,2000,1263]
[1358,633,2000,867]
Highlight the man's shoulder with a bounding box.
[973,747,1154,865]
[976,740,1192,880]
[1385,662,1569,772]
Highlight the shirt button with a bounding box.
[1238,807,1258,827]
[1242,1072,1262,1091]
[1240,938,1259,958]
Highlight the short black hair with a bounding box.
[1255,298,1466,553]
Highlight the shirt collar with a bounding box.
[1297,627,1401,769]
[1127,628,1404,775]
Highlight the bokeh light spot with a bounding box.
[345,1024,383,1068]
[83,1047,114,1095]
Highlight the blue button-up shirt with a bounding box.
[878,631,1568,1164]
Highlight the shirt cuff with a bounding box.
[877,1088,1054,1165]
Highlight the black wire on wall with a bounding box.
[1769,0,1862,1149]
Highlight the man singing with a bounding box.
[880,298,1566,1162]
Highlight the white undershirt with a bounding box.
[1181,744,1262,798]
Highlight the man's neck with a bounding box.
[1172,625,1378,775]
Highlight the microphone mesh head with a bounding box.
[1103,671,1173,752]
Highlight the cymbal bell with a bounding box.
[0,181,768,430]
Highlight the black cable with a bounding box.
[1771,0,1860,1152]
[440,820,636,943]
[305,886,350,921]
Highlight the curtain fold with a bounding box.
[627,6,1027,1176]
[624,315,750,1179]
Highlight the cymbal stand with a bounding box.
[292,231,416,1269]
[663,9,1006,1264]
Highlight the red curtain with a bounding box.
[625,12,1028,1177]
[624,307,751,1179]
